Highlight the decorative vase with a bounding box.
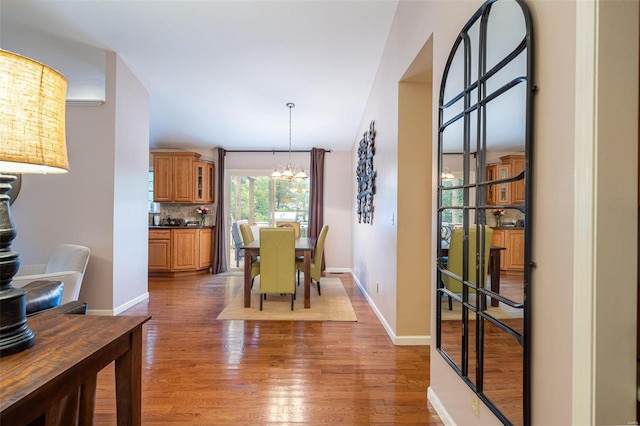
[496,216,502,227]
[200,214,205,226]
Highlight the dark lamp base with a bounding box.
[0,287,35,356]
[0,174,35,357]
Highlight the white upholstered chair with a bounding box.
[12,244,91,304]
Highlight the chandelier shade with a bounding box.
[441,167,455,181]
[271,102,308,181]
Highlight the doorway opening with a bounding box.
[226,171,309,270]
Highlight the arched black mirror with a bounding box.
[436,1,533,425]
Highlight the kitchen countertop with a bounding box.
[492,226,524,230]
[149,225,215,229]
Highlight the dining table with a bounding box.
[242,236,316,308]
[441,245,505,307]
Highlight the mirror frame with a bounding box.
[436,1,533,425]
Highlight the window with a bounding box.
[227,172,310,269]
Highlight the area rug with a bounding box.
[441,294,523,321]
[216,277,357,321]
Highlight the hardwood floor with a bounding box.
[93,273,443,424]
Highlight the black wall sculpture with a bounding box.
[356,121,376,224]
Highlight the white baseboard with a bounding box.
[351,272,430,346]
[87,309,116,316]
[427,387,456,426]
[352,273,395,342]
[324,267,352,274]
[396,335,431,346]
[88,292,149,316]
[114,292,149,315]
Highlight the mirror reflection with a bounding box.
[483,319,524,426]
[436,0,532,425]
[439,297,464,371]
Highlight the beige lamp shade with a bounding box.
[0,49,69,174]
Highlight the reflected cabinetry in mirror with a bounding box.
[487,155,525,205]
[492,228,525,272]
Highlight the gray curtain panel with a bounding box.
[308,148,326,270]
[212,148,227,274]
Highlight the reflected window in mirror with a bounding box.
[436,1,534,425]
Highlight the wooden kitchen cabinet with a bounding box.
[486,154,524,205]
[501,155,525,204]
[172,229,199,271]
[153,156,173,202]
[198,228,212,269]
[491,228,524,272]
[195,162,215,204]
[494,164,511,205]
[173,155,197,202]
[153,152,213,203]
[148,229,172,272]
[149,227,213,274]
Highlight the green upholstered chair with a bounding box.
[276,221,301,238]
[259,227,296,311]
[443,226,493,310]
[239,223,260,287]
[296,225,329,296]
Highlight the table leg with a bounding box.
[490,250,501,307]
[244,251,252,308]
[78,374,97,426]
[115,326,143,426]
[304,250,311,308]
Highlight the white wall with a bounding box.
[321,151,352,271]
[12,52,150,314]
[351,15,400,333]
[224,150,352,271]
[112,53,151,312]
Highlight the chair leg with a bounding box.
[297,270,300,286]
[260,294,263,311]
[448,294,453,310]
[291,294,294,311]
[251,277,255,289]
[316,279,321,296]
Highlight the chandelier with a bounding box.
[441,167,455,181]
[271,102,308,181]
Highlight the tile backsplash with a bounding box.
[149,203,215,226]
[489,208,524,227]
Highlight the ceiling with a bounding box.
[1,1,399,152]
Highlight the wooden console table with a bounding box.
[0,312,150,425]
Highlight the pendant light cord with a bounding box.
[287,102,294,164]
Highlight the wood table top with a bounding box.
[243,236,315,251]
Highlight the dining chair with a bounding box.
[231,220,247,267]
[443,225,493,310]
[12,244,91,305]
[239,223,260,288]
[276,221,301,238]
[296,224,329,296]
[259,227,296,311]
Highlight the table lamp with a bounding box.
[0,49,69,356]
